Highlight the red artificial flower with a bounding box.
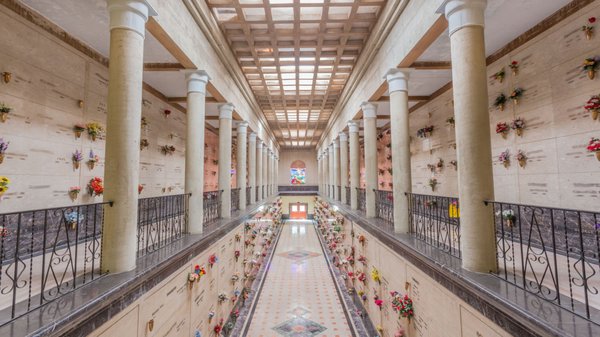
[587,138,600,152]
[511,61,518,65]
[590,17,597,24]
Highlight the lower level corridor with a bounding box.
[245,220,353,337]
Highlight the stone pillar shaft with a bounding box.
[333,141,340,200]
[348,122,359,210]
[237,122,248,210]
[323,151,329,197]
[362,103,378,218]
[248,133,257,204]
[328,145,335,199]
[339,133,348,204]
[218,103,234,218]
[262,146,268,199]
[256,141,263,201]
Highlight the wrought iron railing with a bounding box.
[278,185,318,192]
[487,200,600,323]
[375,189,394,225]
[357,188,366,212]
[231,188,240,213]
[255,186,259,201]
[203,190,221,225]
[0,201,111,325]
[246,187,251,206]
[137,194,189,258]
[406,193,461,258]
[337,186,341,201]
[345,186,350,205]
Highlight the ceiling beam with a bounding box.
[167,96,219,103]
[410,61,451,70]
[146,17,196,69]
[376,95,430,102]
[143,63,185,71]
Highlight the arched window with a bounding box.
[290,160,306,185]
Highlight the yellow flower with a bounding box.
[0,176,9,183]
[0,186,6,193]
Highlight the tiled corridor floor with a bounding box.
[245,220,353,337]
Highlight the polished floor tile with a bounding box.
[246,220,352,337]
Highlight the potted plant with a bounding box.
[73,124,86,138]
[499,209,517,228]
[85,122,104,141]
[496,122,510,139]
[87,149,99,170]
[428,178,437,191]
[64,211,84,230]
[72,149,83,169]
[509,60,519,76]
[87,177,104,196]
[584,94,600,120]
[0,176,10,197]
[140,138,149,150]
[516,150,528,167]
[69,186,80,200]
[510,117,525,136]
[0,138,9,164]
[587,137,600,161]
[0,102,12,123]
[509,88,525,105]
[499,149,511,168]
[490,68,506,83]
[583,57,599,80]
[582,17,596,40]
[493,93,507,111]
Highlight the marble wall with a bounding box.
[0,7,222,213]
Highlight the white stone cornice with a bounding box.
[442,0,487,36]
[107,0,156,38]
[339,132,348,142]
[218,103,235,119]
[348,121,359,133]
[385,68,410,93]
[183,70,210,94]
[361,102,378,119]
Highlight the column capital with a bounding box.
[361,102,378,119]
[385,68,410,93]
[263,145,269,152]
[348,121,359,133]
[107,0,156,38]
[237,121,249,133]
[218,103,235,119]
[328,144,334,152]
[339,132,348,142]
[333,141,340,148]
[183,70,210,94]
[441,0,487,36]
[249,132,257,141]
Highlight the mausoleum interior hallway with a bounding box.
[245,220,353,337]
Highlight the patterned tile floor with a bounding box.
[246,220,353,337]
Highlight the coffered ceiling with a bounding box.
[206,0,387,148]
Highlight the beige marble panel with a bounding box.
[91,305,139,337]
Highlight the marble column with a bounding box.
[385,69,411,233]
[237,122,248,210]
[362,103,378,218]
[183,70,210,234]
[445,0,496,273]
[218,103,234,218]
[339,132,348,204]
[248,133,257,204]
[328,144,335,199]
[318,154,322,194]
[323,149,329,198]
[333,140,340,201]
[262,146,268,199]
[348,122,360,210]
[256,140,263,201]
[102,0,155,273]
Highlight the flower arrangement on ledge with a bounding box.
[517,150,528,168]
[73,124,85,138]
[64,211,83,230]
[138,184,144,195]
[0,102,12,123]
[391,291,414,320]
[69,186,80,201]
[140,138,149,151]
[161,145,176,155]
[490,68,505,83]
[511,117,525,136]
[208,254,218,268]
[187,265,207,288]
[357,234,366,246]
[374,294,384,309]
[0,138,9,164]
[498,209,516,228]
[585,94,600,120]
[0,176,9,197]
[87,177,104,196]
[496,122,510,138]
[509,88,525,105]
[582,17,596,40]
[449,160,457,170]
[87,149,99,170]
[416,125,434,138]
[357,272,367,284]
[493,93,507,111]
[498,149,511,168]
[588,137,600,161]
[446,116,455,127]
[583,57,599,80]
[509,60,519,76]
[72,150,82,169]
[86,122,104,141]
[213,319,223,335]
[428,178,437,191]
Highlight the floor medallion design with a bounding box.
[272,317,327,337]
[278,249,320,263]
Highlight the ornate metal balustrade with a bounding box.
[337,186,341,201]
[375,190,394,225]
[406,193,461,258]
[357,188,366,212]
[255,187,259,202]
[0,202,111,325]
[231,188,240,212]
[203,190,221,225]
[137,194,189,258]
[246,187,251,206]
[345,186,350,205]
[487,200,600,323]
